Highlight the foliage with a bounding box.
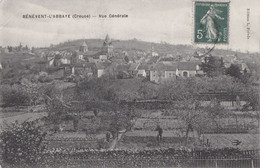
[138,82,158,99]
[157,77,235,138]
[20,78,44,106]
[38,71,53,83]
[0,121,46,166]
[201,56,225,77]
[0,77,54,107]
[225,64,242,79]
[0,84,30,107]
[45,97,74,130]
[0,52,44,85]
[157,78,203,110]
[243,86,260,111]
[108,111,129,138]
[97,139,110,149]
[77,75,117,101]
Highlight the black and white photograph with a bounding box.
[0,0,259,167]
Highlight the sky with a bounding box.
[0,0,259,53]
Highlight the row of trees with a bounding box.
[74,73,259,139]
[201,56,253,84]
[0,78,56,107]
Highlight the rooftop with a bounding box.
[178,61,201,71]
[81,41,88,47]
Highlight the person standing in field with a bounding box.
[156,125,163,144]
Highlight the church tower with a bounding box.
[79,41,88,53]
[102,34,114,58]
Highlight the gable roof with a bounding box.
[178,61,201,71]
[78,51,100,57]
[164,62,178,71]
[150,62,178,72]
[110,57,126,64]
[137,64,149,70]
[95,62,111,69]
[116,64,130,72]
[129,63,139,71]
[74,62,96,69]
[150,63,166,71]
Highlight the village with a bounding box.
[0,35,259,168]
[20,34,250,83]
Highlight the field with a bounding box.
[44,131,107,149]
[116,109,260,150]
[117,130,196,150]
[203,133,260,150]
[133,118,185,131]
[0,106,48,131]
[116,110,196,150]
[1,104,259,152]
[0,110,28,118]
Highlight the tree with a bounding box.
[157,77,235,143]
[0,84,30,107]
[45,96,71,132]
[201,56,225,77]
[7,46,13,52]
[24,45,29,51]
[138,82,158,99]
[226,64,241,79]
[158,78,207,142]
[77,75,117,101]
[124,56,129,63]
[0,121,46,166]
[243,86,260,111]
[205,103,227,133]
[20,78,43,107]
[108,107,133,139]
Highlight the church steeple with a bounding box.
[102,34,113,58]
[79,41,88,53]
[103,34,112,46]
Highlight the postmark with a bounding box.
[194,1,229,44]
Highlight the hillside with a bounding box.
[52,39,259,64]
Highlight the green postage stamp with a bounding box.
[194,1,229,44]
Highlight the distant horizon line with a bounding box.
[1,38,259,54]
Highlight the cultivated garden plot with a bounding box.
[117,130,196,150]
[117,110,197,150]
[203,133,260,150]
[44,131,107,149]
[133,118,186,131]
[0,111,48,131]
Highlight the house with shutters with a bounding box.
[136,64,149,78]
[149,63,177,83]
[71,62,96,78]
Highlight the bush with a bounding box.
[0,121,47,166]
[0,85,30,107]
[97,139,109,149]
[38,71,53,83]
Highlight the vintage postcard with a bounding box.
[0,0,259,168]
